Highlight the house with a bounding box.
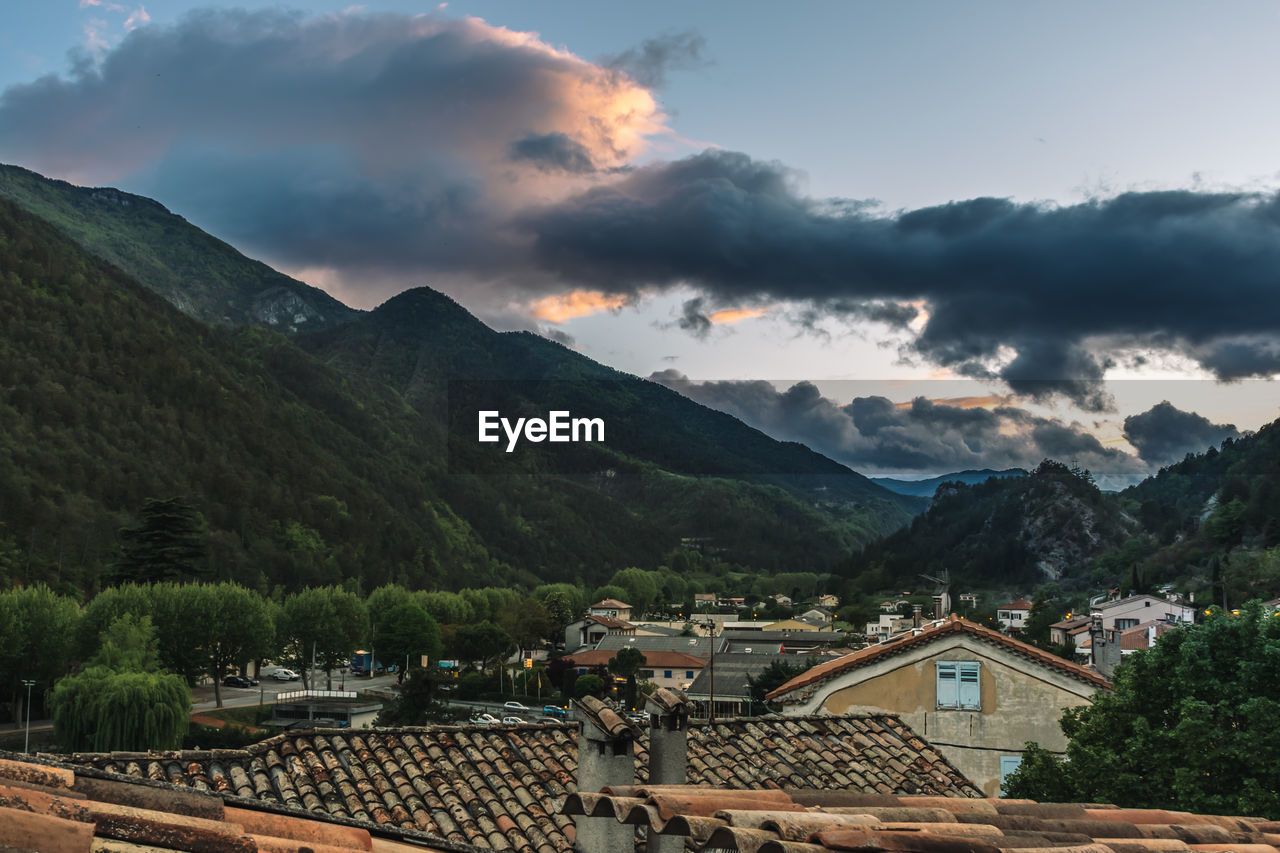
[1049,616,1092,649]
[771,593,793,606]
[766,613,1111,796]
[865,613,912,639]
[684,651,789,717]
[1094,593,1194,631]
[797,606,833,625]
[596,633,715,659]
[996,597,1033,632]
[55,709,978,853]
[564,613,635,650]
[816,593,839,608]
[693,592,716,608]
[588,598,633,621]
[720,629,844,655]
[761,617,819,632]
[559,648,706,691]
[715,595,745,608]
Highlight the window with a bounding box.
[640,669,654,679]
[663,670,673,679]
[936,661,981,710]
[685,670,694,678]
[999,755,1022,793]
[1115,618,1139,630]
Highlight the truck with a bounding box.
[349,651,385,674]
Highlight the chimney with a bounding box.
[573,696,640,852]
[912,604,923,629]
[643,689,691,853]
[1088,610,1121,679]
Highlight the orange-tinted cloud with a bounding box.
[708,306,768,325]
[530,290,629,323]
[896,394,1011,411]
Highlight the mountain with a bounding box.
[0,166,920,593]
[872,469,1027,498]
[841,460,1140,597]
[0,164,356,330]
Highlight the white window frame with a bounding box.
[936,660,981,710]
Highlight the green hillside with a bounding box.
[0,168,919,595]
[0,164,355,330]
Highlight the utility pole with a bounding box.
[703,618,717,723]
[21,680,35,754]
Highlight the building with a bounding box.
[268,688,383,729]
[865,613,913,640]
[693,592,716,608]
[588,598,633,621]
[816,593,840,608]
[559,648,705,691]
[596,633,714,659]
[1049,616,1092,649]
[1094,593,1194,631]
[762,618,820,633]
[56,708,978,853]
[766,613,1111,795]
[564,613,635,650]
[684,651,788,717]
[719,629,844,655]
[996,597,1033,632]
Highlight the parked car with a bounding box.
[501,716,524,725]
[271,668,301,681]
[541,705,567,718]
[470,713,499,726]
[222,675,258,688]
[503,701,529,712]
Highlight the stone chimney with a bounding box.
[912,604,923,629]
[573,696,640,852]
[643,689,691,853]
[1088,610,1122,679]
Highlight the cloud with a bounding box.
[529,290,629,323]
[676,297,712,339]
[0,8,667,308]
[1122,401,1239,467]
[601,31,709,89]
[510,132,598,174]
[650,371,1147,479]
[8,8,1280,406]
[523,152,1280,406]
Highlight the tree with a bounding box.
[115,498,207,583]
[280,586,366,689]
[375,602,443,680]
[51,614,189,752]
[607,646,646,710]
[376,666,444,725]
[573,673,605,699]
[1004,603,1280,818]
[747,658,818,709]
[0,584,80,726]
[609,568,659,616]
[188,583,275,708]
[497,599,555,651]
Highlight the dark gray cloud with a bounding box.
[540,327,577,347]
[650,371,1146,480]
[1122,401,1239,466]
[675,297,712,339]
[6,9,1280,405]
[601,31,709,89]
[525,151,1280,407]
[510,133,597,174]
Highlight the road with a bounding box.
[191,667,403,712]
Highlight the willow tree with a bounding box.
[51,614,189,752]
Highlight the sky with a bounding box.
[3,1,1279,481]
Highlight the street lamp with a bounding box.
[21,680,35,754]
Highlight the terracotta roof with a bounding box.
[0,754,459,853]
[998,598,1034,611]
[590,599,631,609]
[1118,621,1179,651]
[645,688,691,714]
[582,613,632,630]
[575,696,641,739]
[561,649,706,670]
[563,785,1280,853]
[767,614,1111,702]
[61,714,978,851]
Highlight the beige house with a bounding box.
[589,598,633,621]
[766,614,1110,796]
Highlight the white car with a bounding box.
[503,701,529,712]
[501,716,524,725]
[271,668,301,681]
[471,713,500,726]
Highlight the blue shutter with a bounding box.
[1000,755,1022,792]
[936,662,958,708]
[958,662,981,709]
